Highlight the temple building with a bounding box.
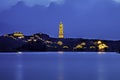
[13,32,24,38]
[58,22,64,38]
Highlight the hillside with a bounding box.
[0,32,120,52]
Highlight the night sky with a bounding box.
[0,0,120,40]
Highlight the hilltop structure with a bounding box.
[58,22,64,38]
[0,22,120,52]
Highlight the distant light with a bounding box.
[34,39,37,42]
[81,42,86,46]
[58,51,64,54]
[63,46,69,49]
[18,37,22,39]
[17,52,22,54]
[97,41,102,44]
[98,52,106,54]
[57,41,63,46]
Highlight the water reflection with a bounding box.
[97,55,106,80]
[16,54,23,80]
[58,54,64,80]
[97,52,106,55]
[0,52,120,80]
[58,51,64,55]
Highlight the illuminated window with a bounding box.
[13,32,24,38]
[34,39,37,42]
[97,41,102,44]
[98,43,109,52]
[57,41,63,46]
[75,44,83,49]
[81,42,86,46]
[45,40,53,44]
[28,39,32,42]
[90,46,96,49]
[63,46,69,49]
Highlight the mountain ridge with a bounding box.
[0,0,120,39]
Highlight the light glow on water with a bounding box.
[97,52,106,55]
[58,51,64,54]
[17,52,23,54]
[16,64,23,80]
[0,52,120,80]
[97,58,106,80]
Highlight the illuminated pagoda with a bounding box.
[58,22,64,38]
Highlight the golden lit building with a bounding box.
[58,22,64,38]
[57,41,63,46]
[96,41,109,52]
[13,32,24,38]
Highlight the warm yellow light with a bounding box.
[57,41,63,46]
[58,22,64,38]
[98,43,108,52]
[13,32,24,38]
[63,46,69,49]
[81,42,86,46]
[97,41,102,44]
[45,40,53,44]
[90,46,96,49]
[98,44,108,49]
[18,36,24,39]
[75,44,83,49]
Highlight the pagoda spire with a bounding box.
[58,21,64,38]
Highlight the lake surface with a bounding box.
[0,52,120,80]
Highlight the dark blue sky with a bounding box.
[0,0,120,40]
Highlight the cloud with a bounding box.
[113,0,120,3]
[0,0,19,11]
[0,0,64,11]
[22,0,64,6]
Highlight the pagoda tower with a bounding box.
[58,22,64,38]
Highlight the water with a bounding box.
[0,52,120,80]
